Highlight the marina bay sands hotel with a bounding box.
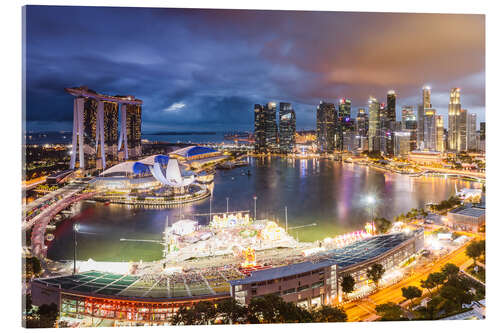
[65,86,142,170]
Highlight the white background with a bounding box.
[1,0,498,332]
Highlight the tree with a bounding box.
[170,301,217,325]
[401,286,422,308]
[247,294,312,324]
[25,256,42,278]
[26,303,59,328]
[420,278,435,296]
[375,302,405,321]
[312,306,347,322]
[374,217,392,234]
[367,263,385,288]
[247,295,281,323]
[216,298,248,324]
[465,241,483,266]
[428,272,446,288]
[340,274,355,296]
[439,285,473,309]
[441,263,459,280]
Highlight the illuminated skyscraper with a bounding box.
[423,109,436,151]
[394,131,410,157]
[265,102,278,152]
[436,115,444,152]
[103,101,119,161]
[418,86,432,149]
[458,109,468,152]
[479,121,485,152]
[83,98,98,154]
[337,98,352,151]
[66,86,143,170]
[423,86,431,109]
[125,104,142,158]
[402,105,417,151]
[356,108,369,137]
[278,102,296,153]
[355,108,369,151]
[385,90,396,155]
[368,97,381,153]
[316,101,337,153]
[402,105,415,125]
[254,104,266,153]
[448,88,461,151]
[386,90,396,123]
[467,113,477,151]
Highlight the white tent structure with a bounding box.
[171,219,198,236]
[98,155,195,188]
[99,161,136,176]
[149,158,195,187]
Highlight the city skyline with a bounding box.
[25,6,485,132]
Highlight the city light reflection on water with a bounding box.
[47,157,479,262]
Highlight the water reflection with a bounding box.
[47,157,478,262]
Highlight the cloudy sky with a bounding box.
[25,6,485,132]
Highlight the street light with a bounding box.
[366,195,376,235]
[73,223,80,275]
[226,197,229,214]
[253,196,257,221]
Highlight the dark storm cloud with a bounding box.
[25,6,485,132]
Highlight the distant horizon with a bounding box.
[25,6,485,132]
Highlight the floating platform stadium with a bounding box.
[32,230,424,324]
[88,146,227,206]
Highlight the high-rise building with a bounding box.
[394,131,411,158]
[337,98,352,151]
[436,115,444,152]
[458,109,468,152]
[126,104,142,158]
[418,86,432,150]
[368,97,381,153]
[467,113,477,151]
[82,98,97,145]
[479,121,485,152]
[448,88,461,151]
[356,108,369,137]
[402,105,416,125]
[103,101,119,161]
[402,105,417,151]
[66,86,143,170]
[265,102,278,152]
[316,101,337,153]
[423,109,436,151]
[384,90,397,155]
[417,86,432,148]
[254,104,266,153]
[386,90,397,123]
[278,102,296,153]
[423,86,432,109]
[355,108,369,151]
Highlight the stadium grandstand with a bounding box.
[31,230,424,325]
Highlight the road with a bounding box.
[22,176,47,191]
[343,239,474,322]
[418,166,485,180]
[23,182,87,230]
